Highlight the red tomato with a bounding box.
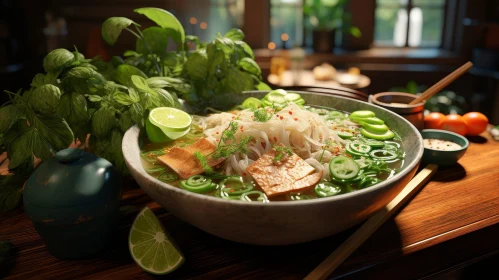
[424,112,445,129]
[439,114,468,136]
[462,112,488,136]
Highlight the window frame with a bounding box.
[374,0,449,48]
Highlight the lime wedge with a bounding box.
[129,207,184,275]
[149,107,192,133]
[146,119,172,143]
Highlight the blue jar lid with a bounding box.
[24,148,122,208]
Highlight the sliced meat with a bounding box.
[246,146,320,197]
[157,138,224,179]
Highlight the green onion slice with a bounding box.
[360,128,395,140]
[346,142,372,156]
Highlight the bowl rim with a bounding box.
[123,93,424,207]
[420,129,470,152]
[370,92,425,109]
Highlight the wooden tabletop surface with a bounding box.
[1,131,499,279]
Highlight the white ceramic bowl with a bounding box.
[122,91,424,245]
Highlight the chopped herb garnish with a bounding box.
[273,145,293,162]
[194,151,213,174]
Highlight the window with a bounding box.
[375,0,446,47]
[270,0,303,48]
[184,0,244,42]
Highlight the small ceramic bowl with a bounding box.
[369,92,425,130]
[420,129,469,166]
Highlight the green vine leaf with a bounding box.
[101,17,139,45]
[134,7,185,46]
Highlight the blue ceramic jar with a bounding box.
[23,148,122,259]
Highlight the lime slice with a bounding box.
[146,119,172,143]
[129,207,184,275]
[149,107,192,133]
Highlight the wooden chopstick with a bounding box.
[409,62,473,105]
[304,164,438,280]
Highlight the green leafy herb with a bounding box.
[319,139,334,162]
[43,48,74,73]
[207,121,254,160]
[273,145,293,162]
[101,17,139,45]
[253,107,274,122]
[0,174,29,212]
[194,151,213,174]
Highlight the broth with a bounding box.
[140,105,405,202]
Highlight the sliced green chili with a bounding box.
[240,191,269,202]
[337,131,354,139]
[315,182,342,197]
[158,171,179,183]
[350,110,375,119]
[180,175,217,193]
[369,149,398,161]
[329,156,360,180]
[220,177,254,196]
[360,128,395,140]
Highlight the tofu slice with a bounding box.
[157,138,224,179]
[246,147,321,197]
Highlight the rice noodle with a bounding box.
[200,103,353,177]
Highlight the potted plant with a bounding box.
[303,0,361,53]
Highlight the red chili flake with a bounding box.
[216,132,219,134]
[280,116,284,120]
[273,136,278,142]
[288,111,293,115]
[242,172,247,176]
[229,189,234,193]
[240,126,244,130]
[216,139,219,142]
[294,118,298,121]
[276,114,280,117]
[346,154,352,158]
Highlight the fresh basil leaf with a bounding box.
[0,174,28,212]
[101,17,139,45]
[87,95,103,102]
[31,73,46,88]
[110,129,128,175]
[215,37,235,57]
[28,84,62,114]
[224,28,244,41]
[63,66,106,94]
[57,92,88,135]
[238,57,262,76]
[256,82,272,90]
[43,48,74,73]
[33,115,74,153]
[5,121,52,169]
[91,107,116,138]
[130,103,144,128]
[130,75,150,92]
[235,40,254,59]
[134,8,185,46]
[220,67,254,95]
[124,50,140,57]
[91,59,115,81]
[110,56,125,68]
[146,77,170,88]
[0,134,5,154]
[136,26,169,55]
[154,88,175,107]
[114,91,134,106]
[162,52,184,77]
[128,88,140,103]
[118,111,134,133]
[184,51,208,80]
[115,64,147,87]
[0,105,18,134]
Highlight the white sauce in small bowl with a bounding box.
[423,138,462,151]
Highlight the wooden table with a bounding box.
[1,132,499,279]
